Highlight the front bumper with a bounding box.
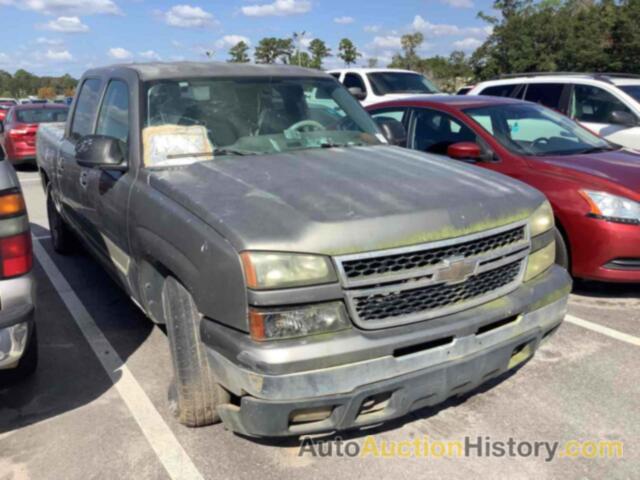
[0,273,36,369]
[204,266,571,437]
[570,216,640,282]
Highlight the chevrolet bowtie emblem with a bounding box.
[435,257,479,285]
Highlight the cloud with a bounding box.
[370,35,402,49]
[45,49,73,61]
[139,50,161,60]
[442,0,474,8]
[215,35,251,49]
[334,16,354,24]
[163,4,216,28]
[0,53,10,65]
[1,0,120,16]
[108,47,133,60]
[241,0,311,17]
[44,16,89,33]
[452,37,483,51]
[411,15,491,39]
[36,37,64,45]
[364,25,381,33]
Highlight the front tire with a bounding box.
[46,187,74,254]
[161,276,229,427]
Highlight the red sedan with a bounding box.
[367,95,640,283]
[0,103,68,165]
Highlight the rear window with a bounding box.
[480,84,519,98]
[523,83,565,110]
[16,108,68,124]
[368,72,439,95]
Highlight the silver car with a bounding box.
[0,156,36,381]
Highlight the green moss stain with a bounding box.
[325,209,533,256]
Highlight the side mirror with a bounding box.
[374,117,407,147]
[75,135,127,170]
[447,142,482,162]
[609,110,637,127]
[348,87,366,101]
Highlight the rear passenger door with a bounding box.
[58,77,103,236]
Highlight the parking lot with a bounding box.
[0,167,638,480]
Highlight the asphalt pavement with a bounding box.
[1,166,638,480]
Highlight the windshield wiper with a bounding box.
[212,147,253,157]
[577,146,618,155]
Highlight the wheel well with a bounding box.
[554,216,572,271]
[138,258,191,325]
[40,169,50,191]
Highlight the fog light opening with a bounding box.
[508,341,534,369]
[358,392,392,418]
[289,406,334,425]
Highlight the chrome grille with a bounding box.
[353,260,522,322]
[341,226,525,284]
[335,221,530,329]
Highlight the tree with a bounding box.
[338,38,361,66]
[254,37,294,64]
[37,86,56,100]
[290,51,312,67]
[228,41,250,63]
[308,39,331,69]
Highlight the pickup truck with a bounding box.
[36,62,571,437]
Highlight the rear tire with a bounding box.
[47,187,74,254]
[554,228,570,271]
[161,276,229,427]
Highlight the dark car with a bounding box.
[0,103,68,165]
[367,95,640,283]
[37,63,570,437]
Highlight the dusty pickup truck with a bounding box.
[36,62,571,437]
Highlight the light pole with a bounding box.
[292,31,306,66]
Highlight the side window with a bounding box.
[571,84,633,123]
[96,80,130,151]
[343,73,367,95]
[70,78,102,140]
[523,83,564,110]
[481,84,519,98]
[370,108,407,123]
[412,109,477,155]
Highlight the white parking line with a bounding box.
[32,239,204,480]
[565,314,640,347]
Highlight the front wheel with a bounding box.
[161,276,229,427]
[554,228,570,271]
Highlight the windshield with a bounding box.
[16,108,68,124]
[619,85,640,102]
[143,76,383,167]
[368,72,439,95]
[464,103,614,157]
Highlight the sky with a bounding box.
[0,0,496,77]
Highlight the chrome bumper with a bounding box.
[0,273,36,369]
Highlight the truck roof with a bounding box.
[85,61,329,82]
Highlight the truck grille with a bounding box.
[335,222,530,329]
[341,226,525,283]
[353,260,522,322]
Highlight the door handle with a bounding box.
[79,171,88,188]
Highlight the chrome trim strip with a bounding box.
[334,220,530,288]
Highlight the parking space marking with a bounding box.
[565,314,640,347]
[32,239,204,480]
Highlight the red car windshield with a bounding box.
[464,103,614,157]
[15,108,68,124]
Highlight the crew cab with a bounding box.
[368,95,640,283]
[329,68,440,107]
[37,62,570,437]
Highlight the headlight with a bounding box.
[240,251,338,289]
[249,302,350,341]
[529,200,555,237]
[524,240,555,282]
[579,190,640,225]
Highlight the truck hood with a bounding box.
[149,145,543,255]
[529,149,640,197]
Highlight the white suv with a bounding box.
[468,74,640,149]
[328,68,440,107]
